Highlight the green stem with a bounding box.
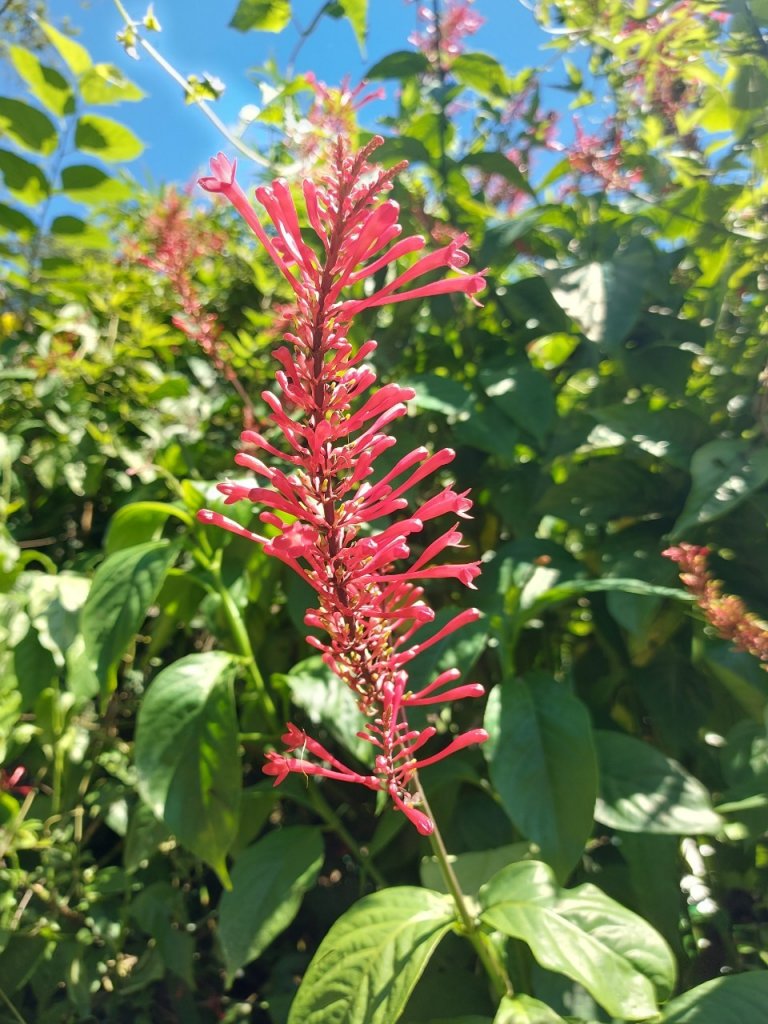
[112,0,268,166]
[307,782,387,890]
[0,986,28,1024]
[209,563,279,732]
[413,774,513,1001]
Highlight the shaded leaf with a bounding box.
[494,995,568,1023]
[0,149,49,206]
[60,163,132,205]
[483,673,597,881]
[134,652,241,885]
[0,98,57,155]
[0,202,37,236]
[219,826,324,978]
[671,439,768,537]
[286,887,454,1024]
[595,730,722,835]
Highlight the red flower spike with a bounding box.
[197,138,488,833]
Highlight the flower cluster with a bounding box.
[664,543,768,667]
[136,188,254,424]
[566,119,643,193]
[198,138,488,834]
[408,0,484,68]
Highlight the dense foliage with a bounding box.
[1,1,768,1022]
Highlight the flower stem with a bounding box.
[112,0,268,166]
[413,773,513,1001]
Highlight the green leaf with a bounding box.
[339,0,368,53]
[79,64,145,104]
[367,50,430,79]
[493,995,568,1023]
[483,674,598,882]
[461,151,533,195]
[38,19,92,76]
[452,53,513,97]
[8,47,74,116]
[0,201,36,236]
[0,98,57,155]
[478,364,556,446]
[663,972,768,1022]
[545,239,654,348]
[74,114,144,162]
[59,163,132,205]
[286,887,454,1024]
[594,730,723,835]
[50,214,110,248]
[81,540,178,693]
[134,652,241,886]
[104,501,193,556]
[219,826,324,979]
[0,150,49,206]
[479,861,676,1021]
[230,0,292,31]
[671,439,768,537]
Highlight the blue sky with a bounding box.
[47,0,552,185]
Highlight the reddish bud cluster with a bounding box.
[198,138,488,834]
[664,543,768,667]
[407,0,484,68]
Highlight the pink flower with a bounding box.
[198,137,487,832]
[408,0,484,67]
[664,544,768,667]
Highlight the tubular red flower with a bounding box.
[197,138,487,832]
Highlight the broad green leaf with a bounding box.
[671,439,768,537]
[38,19,92,76]
[367,50,430,79]
[339,0,368,53]
[404,374,473,416]
[219,826,324,978]
[81,540,178,693]
[230,0,292,32]
[479,861,676,1021]
[104,501,193,556]
[524,576,693,621]
[8,47,73,116]
[286,887,454,1024]
[50,215,109,248]
[483,674,597,881]
[0,150,49,206]
[420,843,533,897]
[452,52,513,96]
[0,202,36,236]
[0,98,57,155]
[134,652,241,885]
[461,152,532,195]
[59,163,132,205]
[74,114,144,162]
[663,972,768,1022]
[478,364,555,446]
[494,995,568,1023]
[587,404,708,471]
[595,730,723,835]
[26,572,90,670]
[545,239,654,348]
[79,64,145,104]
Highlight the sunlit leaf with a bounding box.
[8,46,74,116]
[74,114,144,162]
[286,887,454,1024]
[230,0,292,32]
[79,63,145,104]
[0,150,49,206]
[59,163,132,204]
[663,972,768,1022]
[135,652,241,886]
[38,19,92,76]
